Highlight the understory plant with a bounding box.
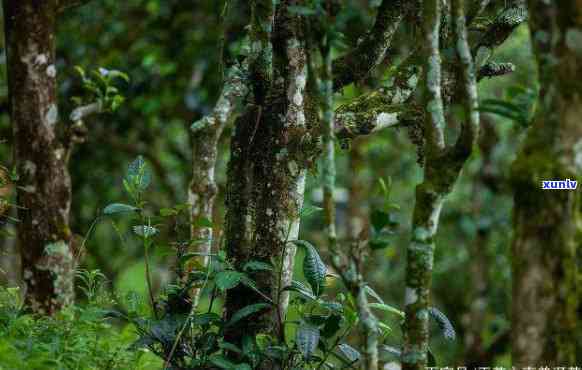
[95,157,457,370]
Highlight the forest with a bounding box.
[0,0,580,369]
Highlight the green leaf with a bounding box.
[300,204,323,218]
[209,355,237,369]
[159,208,177,217]
[234,364,252,370]
[369,228,394,250]
[428,307,456,340]
[215,271,244,291]
[126,156,151,192]
[371,210,390,232]
[243,260,273,272]
[287,5,317,16]
[296,324,320,360]
[132,225,158,238]
[239,275,270,301]
[192,216,213,228]
[321,313,343,338]
[369,303,405,318]
[107,69,130,83]
[428,348,437,367]
[282,280,316,301]
[337,343,360,363]
[191,312,222,326]
[103,203,138,215]
[219,341,242,354]
[293,240,327,296]
[226,303,270,327]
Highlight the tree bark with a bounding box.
[188,63,249,307]
[223,0,312,347]
[402,0,479,367]
[3,0,75,315]
[510,1,581,366]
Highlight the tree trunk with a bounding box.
[510,1,581,366]
[402,0,479,367]
[223,1,312,346]
[2,0,75,315]
[188,63,249,307]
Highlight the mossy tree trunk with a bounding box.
[3,0,70,315]
[402,0,480,368]
[3,0,92,315]
[510,1,581,366]
[223,0,312,347]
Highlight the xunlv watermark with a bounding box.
[541,179,578,190]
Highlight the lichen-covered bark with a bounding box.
[402,0,479,368]
[473,1,528,69]
[332,0,406,90]
[510,1,581,366]
[3,0,74,315]
[188,63,249,306]
[223,0,313,349]
[321,34,337,250]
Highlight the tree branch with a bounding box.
[190,62,250,133]
[473,2,528,68]
[477,61,515,81]
[334,97,421,141]
[453,0,480,155]
[58,0,93,12]
[332,0,406,90]
[421,0,446,157]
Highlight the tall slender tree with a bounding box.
[510,0,581,366]
[3,0,94,314]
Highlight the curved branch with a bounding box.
[332,0,406,90]
[473,3,528,68]
[190,62,250,133]
[334,98,421,141]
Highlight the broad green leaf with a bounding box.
[103,203,138,215]
[226,303,270,327]
[321,313,342,338]
[296,324,320,360]
[337,343,360,363]
[293,240,327,296]
[132,225,158,238]
[215,271,244,291]
[282,280,316,301]
[243,260,273,272]
[191,312,222,326]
